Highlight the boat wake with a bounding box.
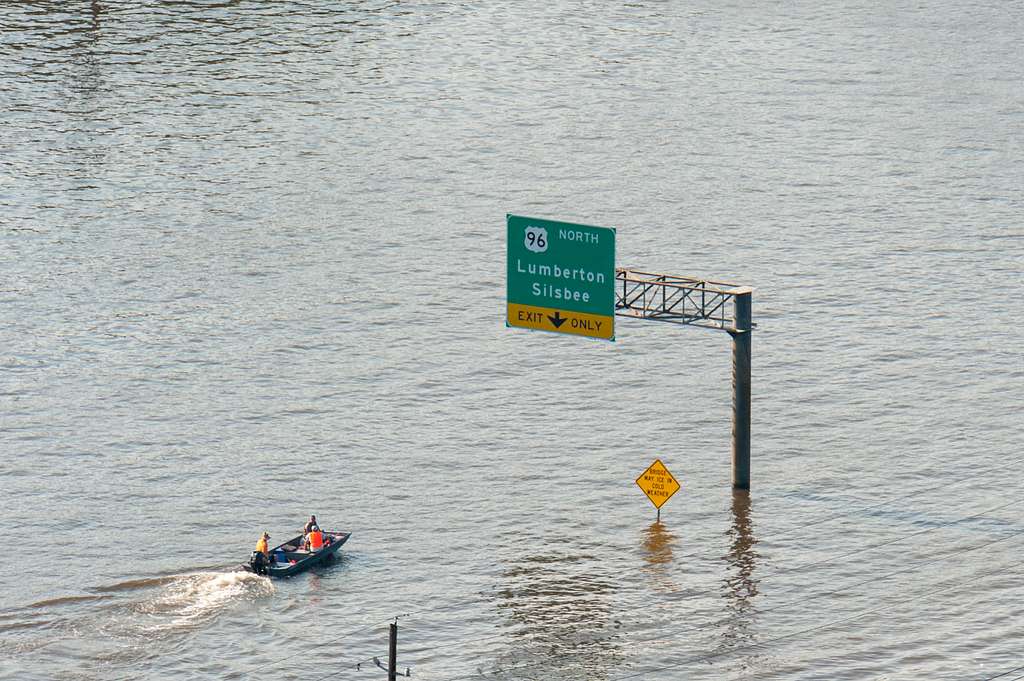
[0,570,274,655]
[133,571,274,631]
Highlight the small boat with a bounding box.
[245,531,351,578]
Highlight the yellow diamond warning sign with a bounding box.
[635,459,681,509]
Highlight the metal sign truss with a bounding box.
[615,268,753,333]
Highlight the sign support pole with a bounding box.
[730,289,752,490]
[616,270,755,488]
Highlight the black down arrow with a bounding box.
[548,311,567,328]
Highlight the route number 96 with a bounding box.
[524,226,548,253]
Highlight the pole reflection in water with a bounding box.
[641,520,681,594]
[494,544,623,681]
[721,490,760,655]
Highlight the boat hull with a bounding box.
[246,531,351,578]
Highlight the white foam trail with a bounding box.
[138,571,273,631]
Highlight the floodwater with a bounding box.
[1,1,1022,679]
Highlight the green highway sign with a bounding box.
[506,214,615,340]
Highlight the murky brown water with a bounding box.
[2,1,1023,679]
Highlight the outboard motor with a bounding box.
[249,551,269,575]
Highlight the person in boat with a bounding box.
[307,525,325,552]
[303,515,318,534]
[256,531,270,556]
[251,531,271,574]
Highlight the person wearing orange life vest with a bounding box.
[308,526,324,551]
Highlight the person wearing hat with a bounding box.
[250,531,272,575]
[307,525,324,552]
[255,531,270,558]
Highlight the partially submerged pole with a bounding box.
[388,621,397,681]
[730,288,753,490]
[615,269,755,488]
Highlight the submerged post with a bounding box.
[388,621,397,681]
[729,288,753,490]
